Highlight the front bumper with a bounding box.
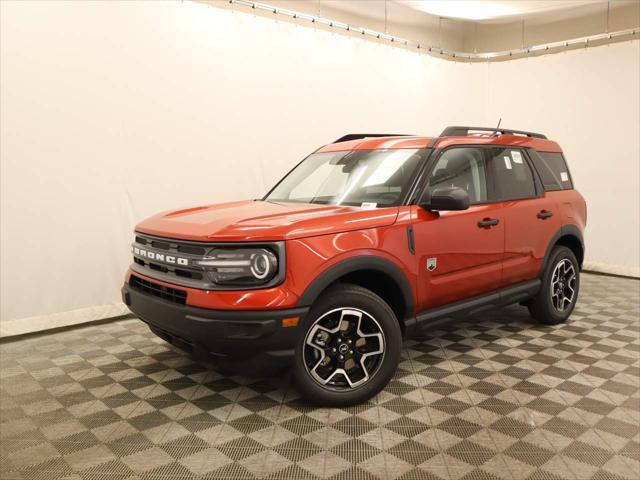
[121,283,308,361]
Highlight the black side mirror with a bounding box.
[421,186,470,211]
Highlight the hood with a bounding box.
[135,200,399,242]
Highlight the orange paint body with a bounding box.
[129,133,585,319]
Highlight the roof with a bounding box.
[317,136,432,153]
[316,133,563,154]
[436,134,562,152]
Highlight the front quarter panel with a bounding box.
[286,207,417,310]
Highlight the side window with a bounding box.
[528,150,574,191]
[488,148,537,200]
[427,147,487,204]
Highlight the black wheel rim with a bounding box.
[303,308,385,391]
[550,259,577,312]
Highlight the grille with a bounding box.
[131,233,209,287]
[134,257,203,279]
[135,235,206,256]
[130,275,187,305]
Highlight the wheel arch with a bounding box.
[541,225,585,275]
[297,256,415,331]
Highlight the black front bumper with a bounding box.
[121,283,308,361]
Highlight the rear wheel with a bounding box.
[292,284,401,406]
[528,246,580,325]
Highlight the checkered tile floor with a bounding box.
[1,273,638,480]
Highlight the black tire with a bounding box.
[292,283,402,406]
[528,246,580,325]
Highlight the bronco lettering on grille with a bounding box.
[133,247,189,266]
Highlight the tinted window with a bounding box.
[489,148,536,200]
[529,150,573,191]
[427,148,487,204]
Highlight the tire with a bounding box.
[292,283,402,406]
[528,246,580,325]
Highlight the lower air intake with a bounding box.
[129,275,187,305]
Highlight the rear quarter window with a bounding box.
[528,150,573,191]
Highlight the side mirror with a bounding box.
[421,186,470,211]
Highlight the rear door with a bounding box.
[412,146,505,311]
[487,147,561,286]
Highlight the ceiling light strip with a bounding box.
[224,0,638,61]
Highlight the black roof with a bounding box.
[333,133,413,143]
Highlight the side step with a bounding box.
[411,279,541,335]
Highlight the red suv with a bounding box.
[122,126,586,405]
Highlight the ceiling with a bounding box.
[398,0,607,22]
[230,0,639,54]
[313,0,629,26]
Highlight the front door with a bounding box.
[412,147,505,312]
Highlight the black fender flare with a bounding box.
[297,255,415,320]
[540,225,585,276]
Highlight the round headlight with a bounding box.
[250,250,277,280]
[194,246,281,286]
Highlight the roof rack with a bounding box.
[439,126,547,139]
[333,133,413,143]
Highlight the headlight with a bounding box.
[194,247,279,286]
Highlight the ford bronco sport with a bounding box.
[122,126,586,406]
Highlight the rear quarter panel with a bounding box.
[550,189,587,233]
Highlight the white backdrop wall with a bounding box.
[1,1,638,336]
[0,0,486,336]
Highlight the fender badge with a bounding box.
[427,258,437,272]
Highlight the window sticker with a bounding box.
[361,202,377,209]
[560,172,569,182]
[504,156,512,170]
[511,151,523,164]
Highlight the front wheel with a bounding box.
[528,246,580,325]
[292,284,402,406]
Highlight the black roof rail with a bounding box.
[333,133,413,143]
[439,126,547,139]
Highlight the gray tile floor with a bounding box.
[1,273,638,479]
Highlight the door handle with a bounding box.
[537,210,554,220]
[478,218,500,228]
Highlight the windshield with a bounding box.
[265,149,425,207]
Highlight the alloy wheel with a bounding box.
[303,308,385,391]
[550,259,577,312]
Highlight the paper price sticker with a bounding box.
[511,151,523,164]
